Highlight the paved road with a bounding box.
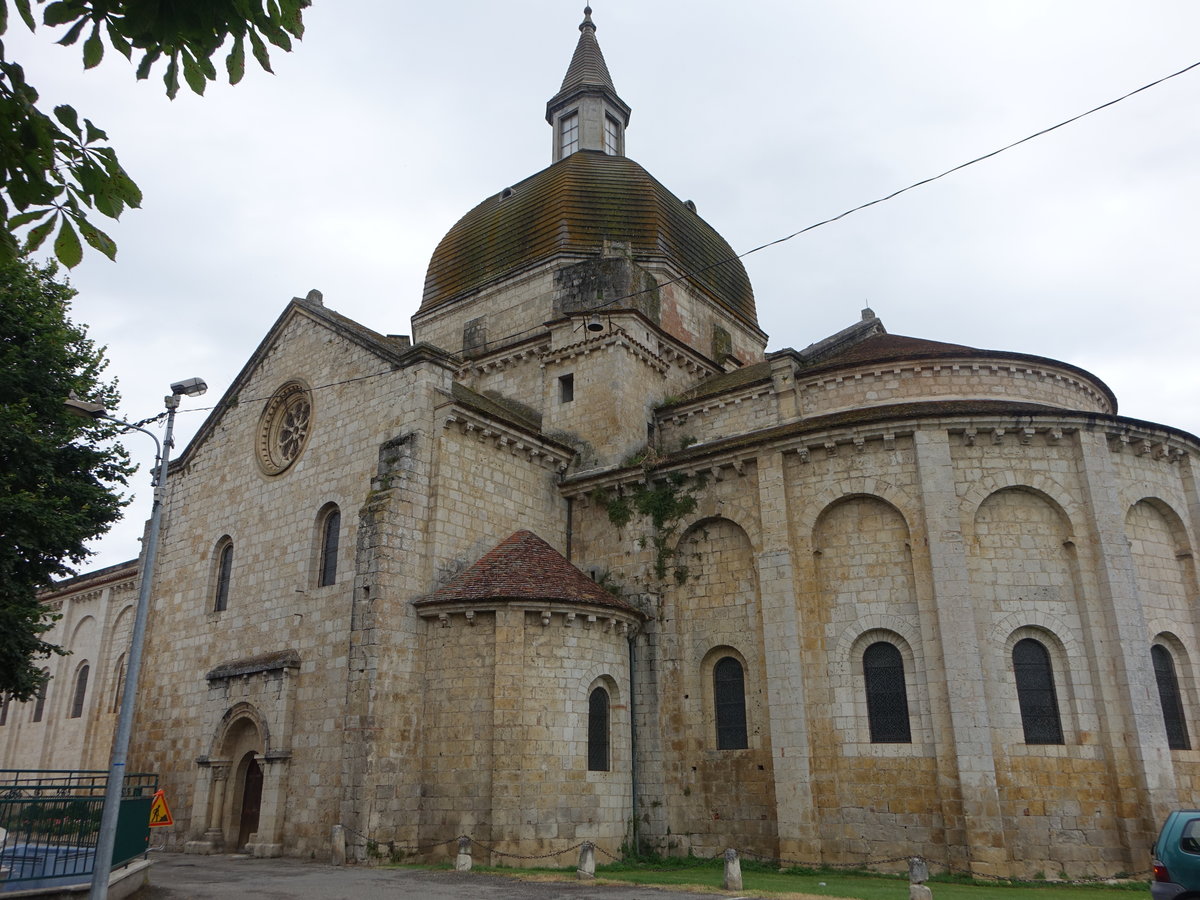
[136,852,730,899]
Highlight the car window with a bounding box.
[1181,818,1200,854]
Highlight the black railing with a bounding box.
[0,769,157,890]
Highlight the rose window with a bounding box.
[257,382,313,474]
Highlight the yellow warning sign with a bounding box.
[149,789,173,827]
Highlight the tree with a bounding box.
[0,0,309,268]
[0,256,133,700]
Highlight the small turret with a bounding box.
[546,7,631,161]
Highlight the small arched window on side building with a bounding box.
[69,663,90,718]
[213,538,234,612]
[714,656,748,750]
[111,654,126,713]
[863,641,912,743]
[1153,644,1190,750]
[31,670,49,723]
[318,506,341,587]
[1013,638,1064,744]
[587,686,610,772]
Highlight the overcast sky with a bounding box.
[10,1,1200,571]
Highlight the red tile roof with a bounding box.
[416,530,639,613]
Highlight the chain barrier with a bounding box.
[593,842,623,862]
[465,835,585,862]
[343,826,460,857]
[341,827,1150,884]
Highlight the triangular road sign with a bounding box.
[149,789,173,827]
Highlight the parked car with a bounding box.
[1153,810,1200,900]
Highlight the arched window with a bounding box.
[111,655,126,713]
[863,642,912,743]
[714,657,748,750]
[69,663,90,718]
[1013,638,1064,744]
[31,671,48,723]
[214,539,233,612]
[587,687,609,771]
[1153,645,1190,750]
[318,507,341,587]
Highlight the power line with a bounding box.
[166,57,1199,420]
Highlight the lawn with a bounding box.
[466,859,1151,900]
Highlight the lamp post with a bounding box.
[67,377,207,900]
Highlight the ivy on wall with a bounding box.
[595,450,706,584]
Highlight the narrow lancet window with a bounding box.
[714,657,748,749]
[863,642,912,743]
[588,687,610,771]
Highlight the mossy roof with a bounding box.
[420,151,756,329]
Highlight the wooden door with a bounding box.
[237,756,263,850]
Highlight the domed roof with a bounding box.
[420,150,757,329]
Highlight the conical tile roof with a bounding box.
[558,6,616,94]
[416,530,639,613]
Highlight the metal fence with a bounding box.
[0,769,156,891]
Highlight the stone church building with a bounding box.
[7,8,1200,879]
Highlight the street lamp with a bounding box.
[67,378,207,900]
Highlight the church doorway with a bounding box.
[237,752,263,850]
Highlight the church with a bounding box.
[7,7,1200,880]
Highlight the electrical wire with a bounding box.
[163,57,1200,421]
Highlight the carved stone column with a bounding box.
[248,752,290,857]
[185,760,229,854]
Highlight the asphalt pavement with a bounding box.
[135,852,732,899]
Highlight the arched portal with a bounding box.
[188,704,289,856]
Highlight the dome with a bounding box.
[420,150,757,329]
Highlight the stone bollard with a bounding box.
[723,848,743,891]
[455,836,473,872]
[908,856,932,900]
[577,841,596,880]
[330,825,346,866]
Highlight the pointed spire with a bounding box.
[546,6,631,162]
[558,6,616,95]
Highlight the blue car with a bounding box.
[1153,811,1200,900]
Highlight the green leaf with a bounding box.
[247,28,272,73]
[181,49,206,95]
[280,0,306,39]
[53,216,82,267]
[14,0,37,31]
[163,53,180,99]
[82,26,103,69]
[7,209,49,229]
[105,20,131,59]
[77,217,117,260]
[112,171,141,207]
[91,189,117,218]
[55,17,86,46]
[83,118,108,144]
[23,214,56,252]
[226,35,246,84]
[196,50,217,81]
[53,105,82,138]
[0,228,18,264]
[42,2,80,27]
[135,47,160,80]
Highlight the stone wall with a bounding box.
[2,563,137,773]
[797,360,1113,418]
